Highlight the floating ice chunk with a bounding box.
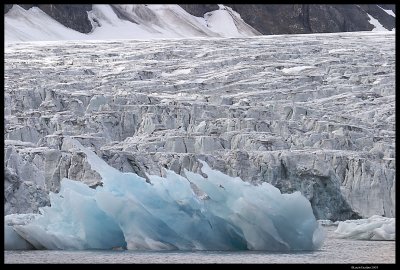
[334,215,395,240]
[5,225,35,250]
[5,214,37,250]
[13,179,127,250]
[5,138,325,251]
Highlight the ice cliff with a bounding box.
[5,139,325,251]
[4,32,395,221]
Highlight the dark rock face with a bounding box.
[4,4,14,13]
[180,4,395,34]
[18,4,35,10]
[378,4,395,12]
[37,5,93,34]
[358,4,396,30]
[311,5,373,32]
[179,4,219,17]
[227,4,378,34]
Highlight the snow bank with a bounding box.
[5,138,325,251]
[4,5,87,42]
[334,215,395,240]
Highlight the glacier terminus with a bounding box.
[4,31,395,253]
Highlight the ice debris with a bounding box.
[334,215,395,240]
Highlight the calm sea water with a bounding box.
[4,228,395,264]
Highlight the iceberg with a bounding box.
[5,214,36,250]
[5,138,325,251]
[334,215,395,240]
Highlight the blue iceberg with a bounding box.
[7,139,325,251]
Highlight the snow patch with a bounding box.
[366,13,388,31]
[204,10,241,37]
[377,6,395,17]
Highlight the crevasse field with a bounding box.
[4,31,395,263]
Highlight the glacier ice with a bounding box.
[4,32,395,220]
[6,138,325,251]
[5,214,36,250]
[334,215,395,241]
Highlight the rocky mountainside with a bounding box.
[182,4,396,34]
[4,4,396,42]
[4,31,395,221]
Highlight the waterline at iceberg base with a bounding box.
[5,138,325,251]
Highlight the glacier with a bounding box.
[5,138,325,251]
[4,32,395,220]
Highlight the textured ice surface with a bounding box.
[334,215,395,240]
[4,32,395,220]
[6,138,324,251]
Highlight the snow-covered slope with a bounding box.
[5,6,87,42]
[5,4,260,43]
[203,5,259,37]
[5,4,396,42]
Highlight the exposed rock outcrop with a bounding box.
[182,4,396,34]
[37,4,93,33]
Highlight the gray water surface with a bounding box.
[4,228,395,264]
